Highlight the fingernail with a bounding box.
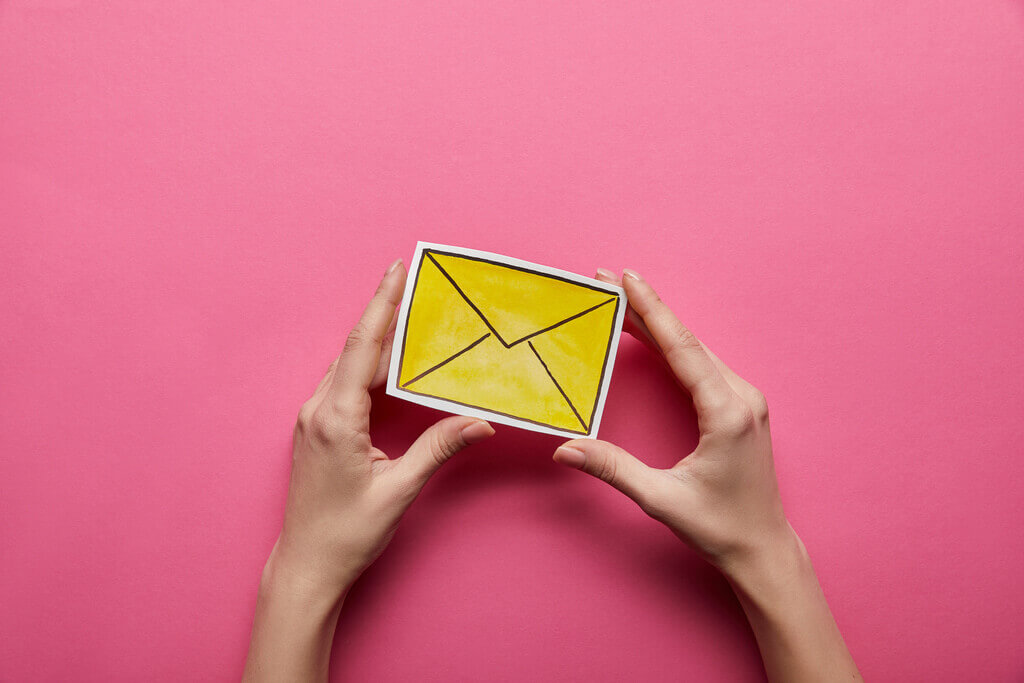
[385,258,403,275]
[553,445,586,468]
[596,268,616,280]
[460,420,494,444]
[622,268,641,281]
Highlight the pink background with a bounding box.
[2,1,1023,680]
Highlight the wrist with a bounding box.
[260,542,353,613]
[245,543,350,682]
[714,524,862,681]
[718,523,816,609]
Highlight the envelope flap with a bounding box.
[427,250,616,345]
[397,254,493,388]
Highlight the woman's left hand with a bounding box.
[245,259,494,683]
[271,258,494,597]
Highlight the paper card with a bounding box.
[386,242,627,439]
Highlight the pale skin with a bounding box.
[243,260,862,683]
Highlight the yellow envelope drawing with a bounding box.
[386,243,626,438]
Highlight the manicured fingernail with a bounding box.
[385,258,403,275]
[622,268,641,281]
[553,445,586,468]
[460,420,494,444]
[596,268,616,280]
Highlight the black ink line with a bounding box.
[401,333,491,388]
[424,249,615,295]
[425,252,511,347]
[586,295,620,434]
[426,249,619,348]
[398,384,589,436]
[528,341,588,432]
[393,249,428,389]
[507,297,616,347]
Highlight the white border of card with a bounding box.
[386,242,627,439]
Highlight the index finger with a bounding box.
[328,259,407,407]
[620,269,736,416]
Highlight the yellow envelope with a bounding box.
[387,243,625,437]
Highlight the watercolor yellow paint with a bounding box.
[396,249,620,434]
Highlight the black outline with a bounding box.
[399,384,590,436]
[509,298,615,346]
[393,248,622,436]
[424,252,511,346]
[425,250,615,349]
[428,250,612,294]
[528,341,588,431]
[585,295,620,432]
[401,333,491,388]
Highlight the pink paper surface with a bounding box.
[2,2,1022,680]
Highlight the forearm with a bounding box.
[243,550,350,683]
[723,527,862,683]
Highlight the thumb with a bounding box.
[553,440,661,508]
[397,416,494,488]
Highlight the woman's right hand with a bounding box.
[553,268,861,683]
[553,268,792,575]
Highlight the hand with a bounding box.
[553,268,790,574]
[270,259,495,597]
[245,259,494,683]
[553,268,861,683]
